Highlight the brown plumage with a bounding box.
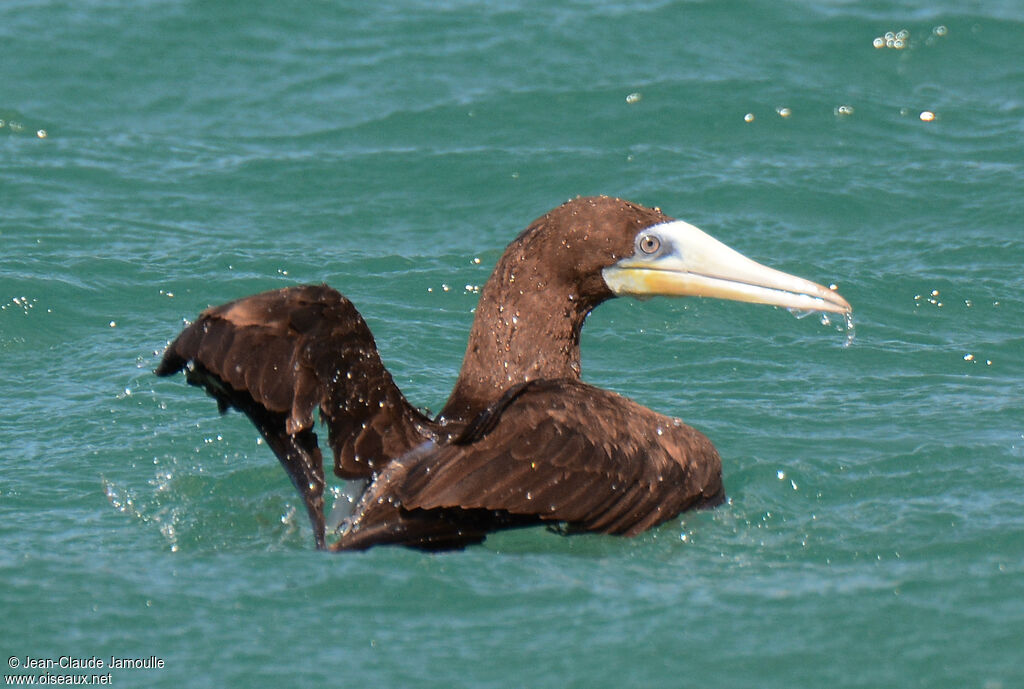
[156,196,850,551]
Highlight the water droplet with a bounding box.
[920,110,936,122]
[743,112,755,123]
[933,25,948,37]
[776,106,791,118]
[625,92,642,104]
[843,312,856,348]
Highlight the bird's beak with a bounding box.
[602,220,851,315]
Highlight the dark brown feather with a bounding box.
[331,379,724,548]
[156,284,436,548]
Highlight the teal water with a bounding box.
[3,1,1023,687]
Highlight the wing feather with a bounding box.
[156,284,435,548]
[367,378,724,539]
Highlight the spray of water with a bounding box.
[787,308,856,347]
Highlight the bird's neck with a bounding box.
[439,250,600,424]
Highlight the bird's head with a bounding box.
[524,196,851,316]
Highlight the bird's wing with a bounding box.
[341,379,723,547]
[155,284,434,548]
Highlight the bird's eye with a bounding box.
[638,234,661,255]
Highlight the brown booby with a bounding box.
[155,196,851,551]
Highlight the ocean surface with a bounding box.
[2,1,1022,687]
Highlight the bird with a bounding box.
[155,196,851,551]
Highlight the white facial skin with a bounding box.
[602,220,851,315]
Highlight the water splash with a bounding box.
[842,311,856,348]
[821,310,857,348]
[103,471,183,552]
[787,308,856,347]
[327,479,370,532]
